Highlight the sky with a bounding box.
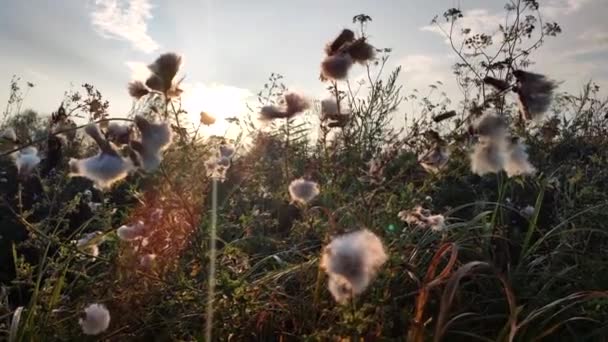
[0,0,607,132]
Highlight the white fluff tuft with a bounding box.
[288,178,320,205]
[69,153,133,189]
[13,147,41,177]
[419,145,450,174]
[320,229,388,304]
[140,254,157,269]
[131,115,172,172]
[504,138,536,177]
[205,156,231,182]
[398,206,447,232]
[116,221,146,241]
[470,139,505,176]
[2,127,17,142]
[79,303,110,335]
[219,143,235,159]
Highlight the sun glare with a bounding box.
[181,83,252,137]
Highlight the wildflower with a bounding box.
[79,304,110,335]
[320,53,353,81]
[76,231,104,257]
[140,254,157,269]
[106,122,132,145]
[419,145,450,174]
[473,113,507,139]
[259,92,310,121]
[483,76,511,92]
[470,139,505,176]
[504,137,536,177]
[116,221,146,241]
[127,81,150,99]
[342,38,376,64]
[69,125,133,189]
[13,146,41,177]
[219,143,235,159]
[200,111,216,125]
[130,115,172,172]
[399,206,446,231]
[320,229,388,304]
[325,29,356,56]
[520,205,535,218]
[513,70,556,120]
[145,53,183,96]
[205,156,231,181]
[1,127,17,142]
[288,178,320,205]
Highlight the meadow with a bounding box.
[0,2,607,341]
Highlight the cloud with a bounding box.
[421,9,502,45]
[91,0,159,53]
[542,0,593,18]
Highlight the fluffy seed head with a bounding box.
[1,127,17,142]
[79,304,110,335]
[325,29,356,56]
[69,153,133,189]
[343,38,376,64]
[200,111,216,125]
[127,81,150,99]
[504,137,536,177]
[13,147,41,177]
[321,54,353,81]
[398,206,446,232]
[106,122,132,145]
[284,92,310,116]
[219,143,235,159]
[470,139,505,176]
[473,113,507,139]
[259,105,287,121]
[146,53,182,94]
[514,70,556,120]
[320,229,388,304]
[205,156,231,181]
[131,115,172,172]
[117,221,146,241]
[288,178,320,205]
[483,77,511,92]
[419,145,450,174]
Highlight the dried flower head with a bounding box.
[288,178,320,204]
[398,206,446,231]
[79,304,110,335]
[200,111,216,125]
[325,29,356,56]
[483,76,511,92]
[130,115,172,172]
[145,53,182,95]
[69,125,133,189]
[342,38,376,64]
[76,231,104,257]
[470,139,505,176]
[259,92,310,121]
[320,229,388,304]
[504,137,536,177]
[320,53,353,81]
[419,145,450,174]
[117,221,146,241]
[106,122,132,145]
[1,127,17,142]
[127,81,150,99]
[513,70,556,120]
[473,113,507,139]
[219,143,235,159]
[13,146,41,177]
[205,156,231,181]
[140,254,157,269]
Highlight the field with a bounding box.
[1,2,607,341]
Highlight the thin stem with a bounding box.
[204,178,218,341]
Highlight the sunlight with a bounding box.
[181,83,252,137]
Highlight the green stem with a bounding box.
[205,179,218,341]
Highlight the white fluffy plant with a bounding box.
[79,303,110,335]
[320,229,388,304]
[288,178,320,205]
[129,115,173,172]
[69,124,134,189]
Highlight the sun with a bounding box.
[180,83,252,137]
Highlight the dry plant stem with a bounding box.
[0,118,134,158]
[205,178,218,341]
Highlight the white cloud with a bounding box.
[543,0,593,18]
[421,9,502,45]
[92,0,159,53]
